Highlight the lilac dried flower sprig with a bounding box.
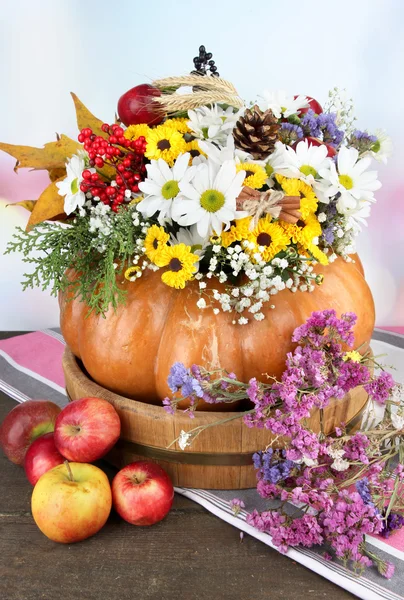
[164,310,403,578]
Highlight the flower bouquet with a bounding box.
[3,46,402,578]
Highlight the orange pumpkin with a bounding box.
[59,254,375,411]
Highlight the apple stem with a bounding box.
[64,460,74,482]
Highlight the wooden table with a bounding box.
[0,332,354,600]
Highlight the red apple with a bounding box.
[296,95,323,115]
[54,397,121,463]
[0,400,61,465]
[32,461,112,543]
[117,84,164,126]
[112,461,174,526]
[24,432,65,485]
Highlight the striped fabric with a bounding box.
[0,328,403,599]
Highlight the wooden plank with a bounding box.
[0,332,355,599]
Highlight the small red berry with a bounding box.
[82,169,92,180]
[106,186,116,196]
[95,157,104,168]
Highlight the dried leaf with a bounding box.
[26,178,66,230]
[70,92,107,137]
[0,135,81,173]
[7,200,37,212]
[48,167,67,182]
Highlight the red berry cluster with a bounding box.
[77,125,147,212]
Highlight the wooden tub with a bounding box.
[63,347,370,489]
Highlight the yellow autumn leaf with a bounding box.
[0,135,81,173]
[26,178,66,230]
[48,167,67,182]
[7,200,37,212]
[70,92,107,138]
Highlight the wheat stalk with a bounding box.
[155,91,244,113]
[152,74,239,96]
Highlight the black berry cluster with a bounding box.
[192,45,219,77]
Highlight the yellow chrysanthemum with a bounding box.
[159,244,199,289]
[124,124,150,141]
[276,174,318,219]
[144,225,170,266]
[236,163,267,190]
[145,125,187,166]
[164,118,191,134]
[299,241,329,266]
[220,217,253,248]
[281,212,322,245]
[343,350,362,363]
[185,140,206,162]
[246,216,291,262]
[129,195,144,205]
[124,266,140,281]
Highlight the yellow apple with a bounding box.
[31,461,112,543]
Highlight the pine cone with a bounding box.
[233,105,280,160]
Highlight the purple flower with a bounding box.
[279,123,303,145]
[322,226,335,244]
[301,109,321,138]
[378,561,395,579]
[356,478,374,506]
[230,498,245,515]
[253,449,296,484]
[364,371,395,405]
[317,112,344,148]
[348,130,378,154]
[380,512,404,539]
[167,362,189,392]
[162,397,175,415]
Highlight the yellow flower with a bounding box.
[124,124,150,141]
[299,241,329,266]
[246,216,291,262]
[144,225,170,266]
[276,174,318,219]
[282,212,322,245]
[129,195,144,205]
[185,140,206,163]
[159,244,200,289]
[220,217,253,248]
[145,124,187,166]
[236,163,267,190]
[343,350,362,363]
[124,266,140,281]
[164,118,191,134]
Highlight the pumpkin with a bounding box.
[59,254,375,411]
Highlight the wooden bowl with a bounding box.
[63,348,370,490]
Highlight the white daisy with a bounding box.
[199,135,252,166]
[170,224,209,260]
[367,129,392,165]
[56,154,90,215]
[172,159,247,238]
[316,146,381,213]
[277,139,332,184]
[344,201,372,234]
[187,105,243,145]
[137,153,194,223]
[257,90,309,119]
[263,141,289,185]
